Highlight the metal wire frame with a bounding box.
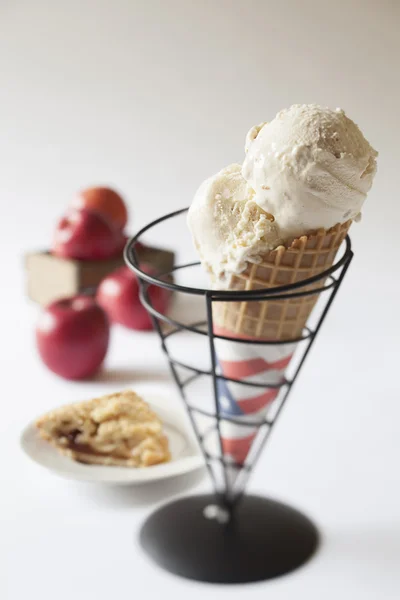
[124,208,354,512]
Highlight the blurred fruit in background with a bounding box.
[70,186,128,230]
[97,265,170,331]
[36,296,110,379]
[52,186,128,260]
[28,184,176,379]
[25,184,175,307]
[52,208,125,260]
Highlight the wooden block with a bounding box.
[25,245,175,306]
[137,245,175,277]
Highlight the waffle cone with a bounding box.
[213,220,351,341]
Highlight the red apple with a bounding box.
[36,296,110,380]
[71,187,128,230]
[96,265,170,330]
[52,208,125,260]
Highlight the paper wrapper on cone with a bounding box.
[214,336,296,463]
[212,221,351,466]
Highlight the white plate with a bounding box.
[20,398,204,485]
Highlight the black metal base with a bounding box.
[140,494,319,584]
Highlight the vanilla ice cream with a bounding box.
[188,164,282,278]
[242,104,377,239]
[188,104,377,279]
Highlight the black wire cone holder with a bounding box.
[124,208,353,584]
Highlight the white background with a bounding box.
[1,1,400,598]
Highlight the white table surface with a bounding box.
[2,286,400,599]
[1,0,400,597]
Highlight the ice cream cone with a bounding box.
[188,105,377,498]
[213,220,352,341]
[212,221,351,469]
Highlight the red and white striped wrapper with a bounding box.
[214,327,297,466]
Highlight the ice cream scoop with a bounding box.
[242,104,377,239]
[188,164,282,279]
[188,104,377,279]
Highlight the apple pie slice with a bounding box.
[36,390,171,467]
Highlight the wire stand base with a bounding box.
[140,494,319,584]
